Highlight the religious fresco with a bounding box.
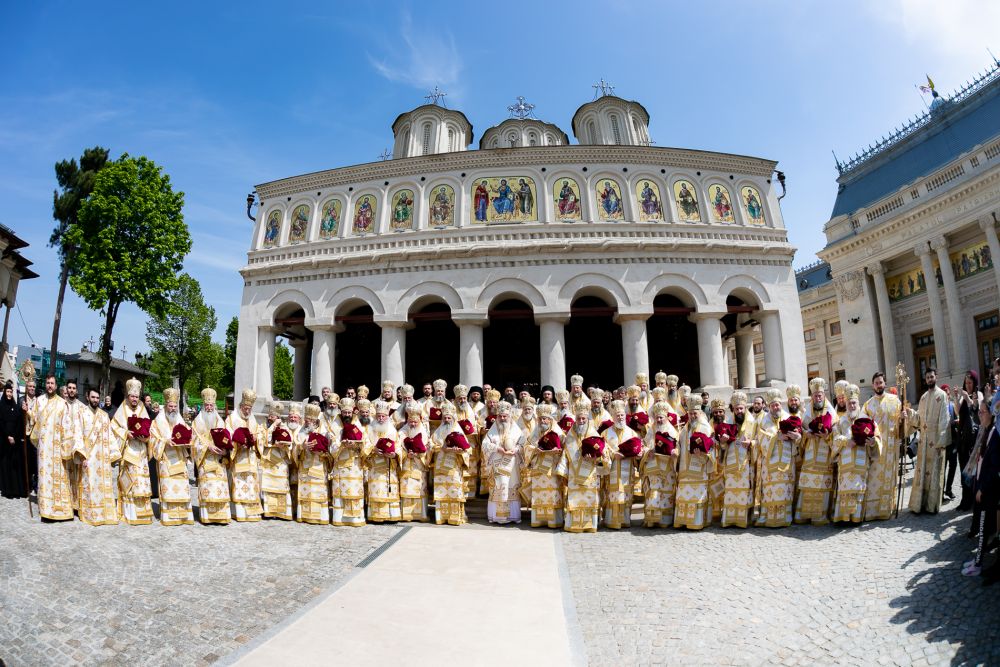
[948,240,993,281]
[708,184,735,223]
[673,180,700,222]
[887,265,930,302]
[353,195,377,233]
[596,178,625,221]
[742,186,766,225]
[390,189,414,231]
[289,204,310,243]
[553,177,582,221]
[428,184,455,228]
[471,176,537,224]
[635,179,663,221]
[262,210,281,248]
[319,198,342,239]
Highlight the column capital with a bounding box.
[304,318,344,333]
[373,316,414,330]
[258,324,283,334]
[979,215,998,233]
[451,311,490,326]
[866,262,886,277]
[688,309,728,323]
[929,235,949,252]
[613,312,651,324]
[287,336,309,349]
[534,310,571,326]
[913,241,931,258]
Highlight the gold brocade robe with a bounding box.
[908,386,951,514]
[831,414,882,523]
[720,414,756,528]
[640,424,680,528]
[150,411,194,526]
[431,423,470,526]
[556,425,609,533]
[674,416,716,530]
[397,423,431,522]
[863,393,902,520]
[110,403,154,525]
[191,411,232,524]
[483,421,526,524]
[454,401,482,498]
[32,394,75,521]
[793,402,836,526]
[262,420,293,520]
[73,405,119,526]
[224,412,264,521]
[754,409,795,528]
[523,424,566,528]
[603,424,642,529]
[293,424,331,525]
[365,423,402,523]
[329,419,373,526]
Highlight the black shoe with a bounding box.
[944,490,956,500]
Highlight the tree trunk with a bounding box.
[100,298,120,397]
[48,254,71,377]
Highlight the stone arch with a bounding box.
[718,275,771,308]
[641,274,708,310]
[557,273,630,310]
[397,281,465,316]
[476,277,547,310]
[266,288,315,324]
[326,285,386,318]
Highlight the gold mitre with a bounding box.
[570,374,584,387]
[785,384,802,399]
[654,371,667,384]
[666,374,679,387]
[834,380,850,398]
[356,384,369,399]
[610,399,627,415]
[372,399,390,415]
[651,401,671,417]
[267,402,281,417]
[521,396,536,407]
[304,403,321,420]
[126,377,142,397]
[339,397,355,411]
[400,384,415,399]
[536,404,556,420]
[432,378,447,392]
[163,387,179,404]
[808,378,827,395]
[572,399,590,417]
[730,391,748,407]
[554,389,569,403]
[405,404,423,419]
[240,388,256,407]
[685,394,703,411]
[453,384,468,398]
[635,372,649,385]
[486,389,502,402]
[651,387,667,402]
[381,380,394,392]
[288,403,303,417]
[847,384,861,400]
[765,388,783,404]
[709,398,727,412]
[678,384,691,398]
[587,387,604,400]
[201,387,217,403]
[355,398,371,412]
[626,385,642,399]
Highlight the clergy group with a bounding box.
[27,368,951,531]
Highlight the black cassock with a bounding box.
[0,394,27,498]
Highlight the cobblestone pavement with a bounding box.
[560,483,1000,666]
[0,494,399,667]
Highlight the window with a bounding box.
[490,138,499,149]
[804,328,817,342]
[402,129,410,157]
[610,114,622,144]
[421,123,432,155]
[529,132,537,146]
[834,369,847,381]
[753,342,764,355]
[632,116,641,141]
[508,133,517,147]
[829,321,841,336]
[447,128,456,152]
[808,363,820,379]
[588,120,597,144]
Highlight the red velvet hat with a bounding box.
[171,423,192,445]
[689,431,713,454]
[210,427,232,451]
[403,433,427,453]
[713,422,737,442]
[654,432,676,455]
[458,418,476,436]
[271,427,292,444]
[581,436,605,458]
[618,436,643,458]
[808,412,833,435]
[307,431,330,453]
[128,415,152,439]
[341,423,363,442]
[779,415,803,434]
[851,417,876,447]
[538,430,562,451]
[232,426,256,448]
[558,414,575,432]
[375,437,396,455]
[627,412,649,431]
[445,431,470,450]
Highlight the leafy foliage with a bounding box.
[222,316,238,391]
[67,154,190,392]
[273,341,293,400]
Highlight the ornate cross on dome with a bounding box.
[425,86,448,107]
[507,96,536,120]
[378,148,392,161]
[592,78,616,99]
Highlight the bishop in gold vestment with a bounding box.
[366,399,402,522]
[674,395,716,530]
[72,388,119,525]
[225,389,264,522]
[431,404,470,526]
[794,380,836,526]
[261,402,293,520]
[397,404,431,522]
[150,388,194,525]
[524,404,565,528]
[483,402,526,524]
[831,384,881,523]
[863,372,902,520]
[720,391,756,528]
[556,400,609,533]
[641,400,680,528]
[754,388,796,528]
[293,404,331,525]
[110,378,154,525]
[191,388,231,524]
[330,397,372,527]
[603,399,642,529]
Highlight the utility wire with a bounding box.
[16,302,35,345]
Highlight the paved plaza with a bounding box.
[1,481,998,666]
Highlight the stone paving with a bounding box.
[559,483,1000,666]
[0,495,399,667]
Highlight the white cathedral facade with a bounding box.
[234,89,807,405]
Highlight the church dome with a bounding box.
[571,94,651,146]
[480,118,569,149]
[391,103,474,158]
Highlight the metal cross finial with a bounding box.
[507,96,536,120]
[592,78,616,99]
[378,148,393,161]
[425,86,448,107]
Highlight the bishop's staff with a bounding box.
[894,362,909,518]
[18,361,34,518]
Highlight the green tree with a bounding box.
[222,316,238,391]
[145,274,217,407]
[272,341,293,400]
[188,341,227,400]
[67,154,190,394]
[49,146,110,374]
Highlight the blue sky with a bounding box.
[0,1,996,366]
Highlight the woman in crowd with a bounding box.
[0,382,26,499]
[963,394,998,578]
[954,371,983,510]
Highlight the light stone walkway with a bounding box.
[228,524,582,667]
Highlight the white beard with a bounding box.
[574,423,587,435]
[166,411,180,426]
[848,409,861,421]
[203,411,219,429]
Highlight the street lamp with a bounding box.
[246,192,257,222]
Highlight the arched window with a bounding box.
[587,120,597,144]
[448,128,456,152]
[508,133,517,148]
[402,129,410,157]
[632,116,642,142]
[610,114,622,145]
[490,137,499,149]
[421,122,432,155]
[528,132,537,146]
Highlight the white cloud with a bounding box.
[366,11,462,94]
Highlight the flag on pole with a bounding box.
[919,74,935,94]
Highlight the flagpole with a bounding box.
[913,85,929,109]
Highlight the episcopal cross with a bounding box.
[592,78,616,99]
[425,86,448,107]
[378,148,393,161]
[507,96,536,120]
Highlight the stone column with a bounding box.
[615,313,650,386]
[290,337,310,400]
[916,241,950,377]
[307,323,341,396]
[536,314,569,391]
[256,326,278,400]
[759,311,785,384]
[455,315,488,387]
[379,321,408,388]
[979,216,1000,322]
[933,235,970,374]
[867,262,896,372]
[734,330,756,388]
[690,312,727,388]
